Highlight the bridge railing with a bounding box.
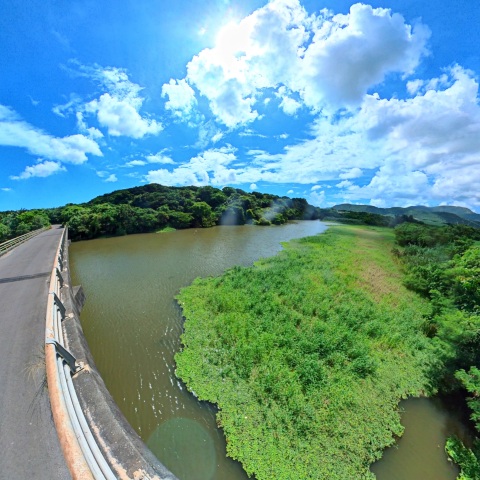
[0,227,50,257]
[45,228,116,480]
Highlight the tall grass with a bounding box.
[176,226,437,479]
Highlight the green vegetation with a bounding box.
[392,222,480,479]
[0,209,50,242]
[333,203,480,228]
[1,184,323,241]
[176,226,440,479]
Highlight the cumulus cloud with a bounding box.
[344,65,480,207]
[146,152,176,164]
[66,64,163,138]
[308,189,326,206]
[86,92,162,138]
[151,64,479,209]
[0,105,102,164]
[301,4,430,108]
[162,79,197,118]
[145,146,237,186]
[250,183,257,190]
[278,95,302,115]
[11,160,66,180]
[163,0,429,127]
[339,168,363,179]
[336,180,353,188]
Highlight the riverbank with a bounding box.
[176,225,440,479]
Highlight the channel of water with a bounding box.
[70,222,472,479]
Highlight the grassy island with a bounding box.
[176,225,444,479]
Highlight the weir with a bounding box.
[45,228,177,480]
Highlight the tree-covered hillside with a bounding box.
[333,203,480,227]
[0,184,323,242]
[2,185,478,243]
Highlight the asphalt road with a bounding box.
[0,227,71,480]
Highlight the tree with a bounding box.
[0,223,10,241]
[191,202,217,228]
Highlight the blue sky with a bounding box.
[1,0,479,212]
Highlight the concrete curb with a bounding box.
[45,229,95,480]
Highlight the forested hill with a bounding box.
[0,184,323,242]
[333,203,480,227]
[3,184,479,243]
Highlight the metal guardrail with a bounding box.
[45,228,117,480]
[0,227,50,257]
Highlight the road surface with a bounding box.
[0,226,71,480]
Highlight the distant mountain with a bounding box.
[332,204,480,228]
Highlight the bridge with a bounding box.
[0,227,177,480]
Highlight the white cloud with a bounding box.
[279,96,301,115]
[164,0,429,126]
[336,180,353,188]
[65,65,163,139]
[145,167,206,187]
[287,189,294,194]
[301,4,430,108]
[308,190,326,206]
[339,168,363,179]
[149,65,480,209]
[250,183,257,190]
[105,174,118,182]
[343,66,480,207]
[145,146,237,186]
[11,160,66,180]
[1,187,11,192]
[0,105,102,164]
[146,152,176,164]
[125,160,147,167]
[96,171,118,182]
[86,93,162,138]
[162,79,197,118]
[76,112,103,139]
[406,79,424,96]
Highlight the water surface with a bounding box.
[70,221,327,479]
[371,396,472,480]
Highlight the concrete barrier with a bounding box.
[0,226,50,257]
[46,229,178,480]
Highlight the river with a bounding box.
[70,222,471,479]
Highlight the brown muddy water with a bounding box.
[371,396,473,480]
[70,222,472,480]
